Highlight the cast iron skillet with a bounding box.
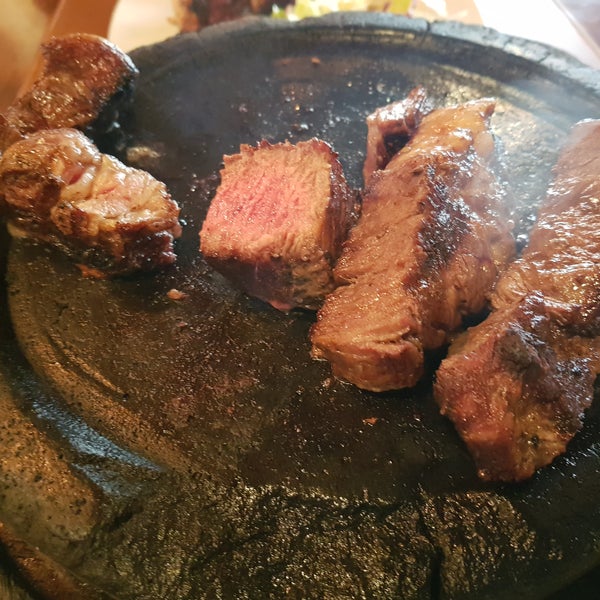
[1,13,600,600]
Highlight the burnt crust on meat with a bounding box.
[363,85,431,186]
[200,138,356,311]
[434,119,600,481]
[0,33,138,153]
[0,128,182,277]
[435,295,599,481]
[311,98,515,392]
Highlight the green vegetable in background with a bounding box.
[272,0,413,20]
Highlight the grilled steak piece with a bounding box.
[434,119,600,481]
[435,296,600,482]
[363,86,431,186]
[199,139,356,311]
[0,33,137,152]
[493,121,600,329]
[311,99,515,391]
[0,128,182,277]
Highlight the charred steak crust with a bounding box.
[311,98,515,392]
[435,296,598,481]
[434,119,600,482]
[363,85,431,186]
[199,139,356,311]
[0,128,182,276]
[0,33,138,152]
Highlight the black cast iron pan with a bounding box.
[2,12,600,599]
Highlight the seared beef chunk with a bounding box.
[0,33,137,152]
[200,139,356,311]
[434,119,600,481]
[493,120,600,329]
[435,296,599,481]
[363,86,431,186]
[0,128,182,276]
[311,99,514,391]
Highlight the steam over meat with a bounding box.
[0,128,182,276]
[0,33,137,152]
[311,99,515,391]
[200,139,356,311]
[434,119,600,481]
[363,86,431,186]
[493,121,600,327]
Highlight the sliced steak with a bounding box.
[311,99,514,392]
[434,296,600,481]
[0,33,137,152]
[0,128,182,277]
[199,139,356,311]
[493,120,600,330]
[434,119,600,481]
[363,86,431,186]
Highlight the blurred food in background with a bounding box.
[171,0,479,30]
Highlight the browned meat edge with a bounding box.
[434,119,600,481]
[311,98,514,391]
[200,138,356,311]
[0,33,138,152]
[0,128,181,277]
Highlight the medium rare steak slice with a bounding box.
[434,119,600,481]
[311,99,514,391]
[0,33,137,152]
[0,128,182,277]
[363,86,431,186]
[199,139,356,311]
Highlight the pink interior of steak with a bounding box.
[311,99,514,392]
[202,140,339,257]
[0,128,181,275]
[200,138,355,311]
